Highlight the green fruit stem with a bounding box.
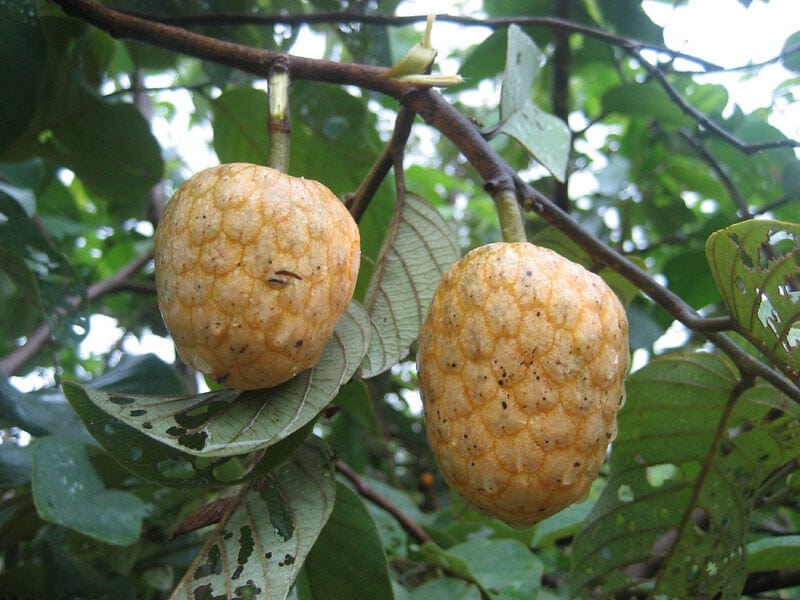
[494,189,527,243]
[268,62,291,174]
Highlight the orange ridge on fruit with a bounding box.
[417,242,629,527]
[154,162,360,390]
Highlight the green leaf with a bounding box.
[448,537,544,599]
[706,220,800,385]
[1,49,162,205]
[602,82,692,126]
[171,436,336,600]
[66,376,315,487]
[67,302,370,457]
[500,25,543,118]
[746,535,800,572]
[410,577,481,600]
[531,499,594,548]
[0,443,33,487]
[780,31,800,73]
[31,436,147,546]
[570,353,800,598]
[211,87,270,165]
[361,192,460,378]
[499,26,570,181]
[455,29,507,88]
[0,192,88,345]
[89,353,184,396]
[0,375,90,441]
[299,483,394,600]
[0,0,46,153]
[663,248,721,310]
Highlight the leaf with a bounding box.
[65,369,316,488]
[67,302,370,457]
[1,48,162,205]
[0,0,46,153]
[31,436,147,546]
[570,353,800,599]
[0,442,32,487]
[298,483,394,600]
[171,436,336,600]
[602,82,692,126]
[498,25,570,181]
[410,577,481,600]
[448,538,544,599]
[780,31,800,73]
[211,87,270,165]
[706,220,800,385]
[746,535,800,572]
[0,192,88,346]
[361,192,460,378]
[0,375,90,442]
[500,25,543,119]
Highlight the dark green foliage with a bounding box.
[1,2,798,599]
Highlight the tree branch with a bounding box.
[632,49,800,154]
[0,253,152,377]
[334,459,432,545]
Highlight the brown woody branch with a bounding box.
[335,459,432,544]
[46,0,800,402]
[0,253,152,377]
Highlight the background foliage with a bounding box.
[1,0,799,598]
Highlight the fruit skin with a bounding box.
[154,163,360,390]
[417,242,628,527]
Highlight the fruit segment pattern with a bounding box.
[155,163,360,390]
[418,242,629,527]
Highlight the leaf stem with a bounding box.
[267,60,291,173]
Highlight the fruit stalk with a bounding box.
[268,60,291,173]
[494,189,527,243]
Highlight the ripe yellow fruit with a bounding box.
[154,163,360,390]
[417,242,628,527]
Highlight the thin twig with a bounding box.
[346,106,416,223]
[334,459,432,544]
[678,129,751,219]
[0,253,152,376]
[632,49,800,154]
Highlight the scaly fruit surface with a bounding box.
[154,163,360,390]
[417,242,628,527]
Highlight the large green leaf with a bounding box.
[211,87,270,165]
[361,192,460,378]
[1,46,162,205]
[171,436,336,600]
[570,353,800,599]
[66,302,370,457]
[603,82,692,127]
[0,375,90,442]
[31,436,147,546]
[298,483,394,600]
[746,535,800,572]
[0,192,88,346]
[65,354,314,487]
[706,220,800,385]
[0,0,46,153]
[447,538,544,599]
[498,25,570,182]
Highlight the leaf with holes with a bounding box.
[706,220,800,386]
[171,436,336,600]
[570,353,800,599]
[66,380,315,487]
[361,192,459,378]
[68,302,369,457]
